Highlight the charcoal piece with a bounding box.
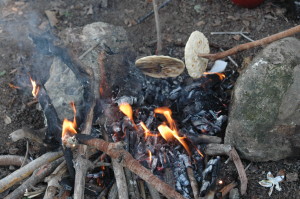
[169,87,182,100]
[114,96,137,106]
[199,180,210,197]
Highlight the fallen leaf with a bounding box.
[233,35,241,41]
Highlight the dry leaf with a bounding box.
[184,31,210,78]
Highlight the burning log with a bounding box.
[3,157,63,199]
[68,134,186,199]
[187,167,199,199]
[0,151,63,193]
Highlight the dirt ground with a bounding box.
[0,0,299,198]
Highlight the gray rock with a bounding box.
[229,188,240,199]
[45,57,84,120]
[46,22,139,120]
[225,37,300,161]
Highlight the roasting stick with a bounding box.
[199,25,300,61]
[152,0,162,54]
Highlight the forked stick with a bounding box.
[199,25,300,61]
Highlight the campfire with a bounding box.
[0,25,249,199]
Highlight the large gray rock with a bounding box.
[46,22,138,120]
[225,37,300,161]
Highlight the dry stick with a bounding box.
[0,155,30,166]
[138,180,147,199]
[229,148,247,195]
[103,122,129,199]
[108,183,118,199]
[0,151,63,193]
[75,136,186,199]
[205,144,248,195]
[124,168,140,199]
[187,167,199,199]
[199,25,300,61]
[4,157,64,199]
[217,181,238,199]
[152,0,162,54]
[43,161,67,199]
[112,158,129,199]
[20,140,29,167]
[73,101,96,199]
[146,182,162,199]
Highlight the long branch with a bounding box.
[74,134,185,199]
[199,25,300,61]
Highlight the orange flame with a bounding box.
[62,102,77,140]
[148,150,152,165]
[195,147,204,158]
[140,122,159,139]
[8,83,20,89]
[30,78,40,98]
[155,107,191,156]
[203,72,225,80]
[119,103,133,121]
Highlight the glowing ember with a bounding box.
[203,72,225,80]
[195,147,204,158]
[148,150,152,165]
[8,83,20,89]
[30,77,40,98]
[119,103,134,121]
[155,107,191,156]
[70,101,77,127]
[218,179,223,185]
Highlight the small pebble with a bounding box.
[229,188,240,199]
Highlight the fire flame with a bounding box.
[140,122,159,139]
[62,102,77,141]
[148,150,152,165]
[30,77,40,98]
[155,107,191,156]
[119,103,133,121]
[203,72,225,80]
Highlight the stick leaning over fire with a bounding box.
[199,25,300,61]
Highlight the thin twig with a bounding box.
[217,181,237,199]
[3,157,63,199]
[20,140,29,167]
[74,135,186,199]
[187,167,199,199]
[200,25,300,61]
[0,151,63,193]
[73,101,96,199]
[79,42,101,60]
[152,0,162,54]
[136,0,172,24]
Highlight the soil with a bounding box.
[0,0,299,198]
